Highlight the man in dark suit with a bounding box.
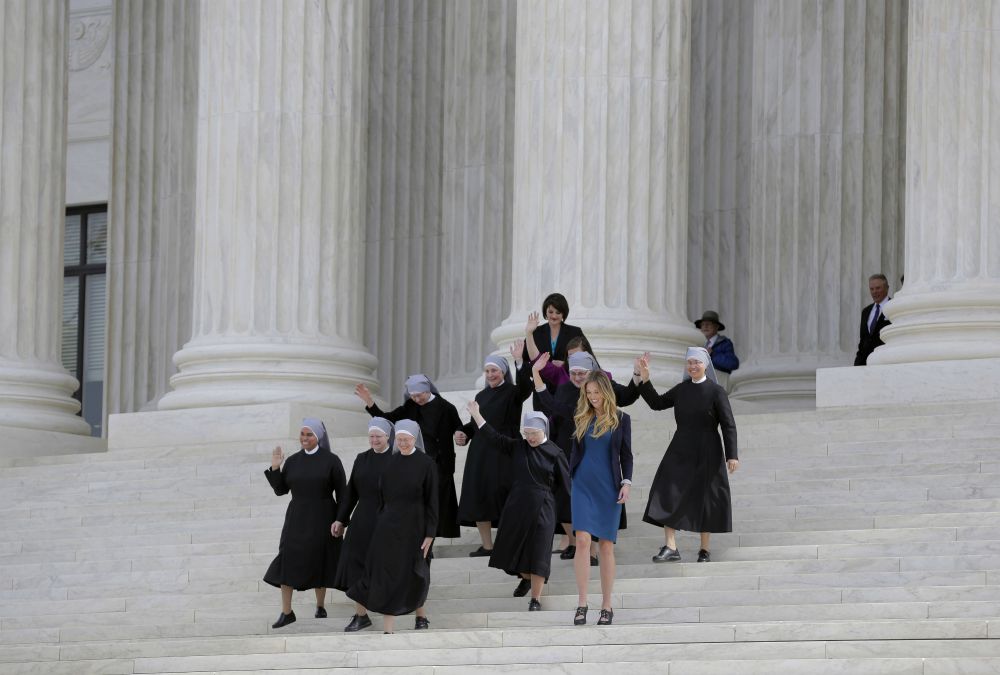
[694,311,739,374]
[854,274,891,366]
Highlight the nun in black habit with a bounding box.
[466,403,571,610]
[347,420,439,634]
[355,375,462,539]
[637,348,739,564]
[331,417,394,633]
[263,418,346,629]
[455,342,533,556]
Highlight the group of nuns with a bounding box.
[263,293,740,632]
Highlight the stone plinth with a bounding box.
[817,359,1000,408]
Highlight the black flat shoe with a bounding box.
[573,605,588,625]
[344,613,372,632]
[559,545,577,560]
[597,608,614,625]
[469,545,493,557]
[314,606,327,619]
[271,610,296,629]
[590,555,599,567]
[652,546,681,563]
[415,616,430,630]
[528,598,541,611]
[697,549,711,562]
[513,578,531,597]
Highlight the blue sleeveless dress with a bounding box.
[570,420,622,543]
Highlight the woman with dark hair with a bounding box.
[522,293,585,369]
[331,417,394,632]
[454,341,532,556]
[264,418,346,629]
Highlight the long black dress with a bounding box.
[475,424,572,579]
[347,451,439,616]
[263,449,346,591]
[332,448,392,592]
[639,379,738,533]
[457,365,532,527]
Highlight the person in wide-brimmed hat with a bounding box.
[694,310,740,374]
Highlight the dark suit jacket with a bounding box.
[854,300,891,366]
[523,322,585,364]
[568,411,633,494]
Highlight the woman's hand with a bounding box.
[331,521,344,537]
[727,459,740,474]
[271,446,284,470]
[466,400,485,427]
[510,339,525,363]
[532,352,549,373]
[638,352,651,382]
[354,383,374,407]
[421,537,434,558]
[453,430,468,446]
[617,484,631,504]
[525,312,540,335]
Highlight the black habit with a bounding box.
[332,448,392,592]
[366,396,463,538]
[474,423,572,579]
[346,450,439,616]
[639,379,738,533]
[457,364,533,526]
[263,449,346,591]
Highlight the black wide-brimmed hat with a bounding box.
[694,310,725,331]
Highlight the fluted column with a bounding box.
[105,0,197,415]
[492,0,701,382]
[436,0,515,390]
[732,0,906,407]
[687,0,753,362]
[0,0,90,436]
[363,0,444,404]
[158,0,378,412]
[870,0,1000,364]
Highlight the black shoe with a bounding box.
[528,598,541,611]
[573,605,588,626]
[590,555,599,567]
[271,610,296,629]
[597,608,614,625]
[344,613,372,632]
[315,606,327,619]
[415,616,430,630]
[513,578,531,597]
[469,546,493,557]
[697,549,711,562]
[652,546,681,563]
[560,545,576,560]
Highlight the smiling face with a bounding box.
[569,368,590,388]
[395,433,416,454]
[300,427,319,451]
[409,391,432,406]
[484,364,505,388]
[368,429,389,452]
[686,357,707,380]
[585,382,605,410]
[869,277,889,304]
[522,428,545,448]
[545,305,564,327]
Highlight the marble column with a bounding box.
[869,0,1000,364]
[731,0,906,407]
[436,0,516,390]
[0,0,91,436]
[687,0,753,371]
[158,0,378,412]
[363,0,445,404]
[491,0,702,383]
[105,0,197,415]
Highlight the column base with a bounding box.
[730,355,851,410]
[0,425,104,461]
[817,358,1000,408]
[0,358,92,436]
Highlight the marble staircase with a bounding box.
[2,401,1000,673]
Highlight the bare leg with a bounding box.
[573,531,593,606]
[664,527,677,549]
[598,540,615,610]
[476,522,494,550]
[354,602,368,616]
[314,587,326,608]
[530,574,545,600]
[700,532,711,550]
[383,615,395,633]
[416,606,427,618]
[590,541,598,558]
[280,585,293,614]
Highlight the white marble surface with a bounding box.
[0,0,92,441]
[817,359,1000,408]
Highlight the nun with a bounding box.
[331,417,394,632]
[355,375,462,539]
[636,348,739,564]
[347,420,439,633]
[466,403,571,610]
[455,341,533,556]
[263,418,346,629]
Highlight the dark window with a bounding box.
[63,205,107,437]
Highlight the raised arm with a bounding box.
[264,446,290,496]
[523,312,541,362]
[467,400,522,455]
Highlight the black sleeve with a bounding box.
[423,457,439,538]
[619,413,633,483]
[552,449,573,523]
[715,387,738,461]
[536,386,576,421]
[613,378,640,407]
[335,458,361,524]
[461,419,478,441]
[638,380,678,411]
[854,308,868,366]
[329,455,348,519]
[436,400,462,475]
[513,361,533,403]
[264,464,290,496]
[366,402,408,422]
[475,422,522,456]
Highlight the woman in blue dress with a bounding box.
[569,371,633,627]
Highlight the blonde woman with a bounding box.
[569,371,633,626]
